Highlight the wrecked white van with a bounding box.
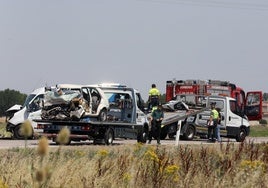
[6,87,49,139]
[6,84,109,139]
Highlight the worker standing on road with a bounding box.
[148,84,160,111]
[216,107,222,142]
[207,102,219,142]
[148,104,164,145]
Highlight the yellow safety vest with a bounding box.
[211,109,219,120]
[149,88,160,96]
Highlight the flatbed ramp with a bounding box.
[162,108,209,126]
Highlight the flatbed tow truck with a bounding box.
[35,86,149,145]
[36,119,147,145]
[160,94,262,142]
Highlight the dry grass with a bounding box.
[0,140,268,188]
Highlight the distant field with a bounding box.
[0,117,5,123]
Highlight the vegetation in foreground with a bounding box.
[0,137,268,187]
[0,120,268,187]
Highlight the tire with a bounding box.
[104,128,114,145]
[160,127,168,140]
[98,109,107,121]
[13,125,24,140]
[236,128,247,142]
[13,125,33,140]
[137,131,147,143]
[182,125,195,140]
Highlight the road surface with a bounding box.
[0,137,267,149]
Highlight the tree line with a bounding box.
[0,89,27,117]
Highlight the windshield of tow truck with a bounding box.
[176,94,206,107]
[22,94,36,108]
[105,92,131,103]
[208,100,224,110]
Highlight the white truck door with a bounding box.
[225,99,243,127]
[134,92,147,125]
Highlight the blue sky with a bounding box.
[1,0,268,99]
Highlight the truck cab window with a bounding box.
[230,100,240,115]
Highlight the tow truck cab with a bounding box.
[95,85,147,125]
[183,93,262,142]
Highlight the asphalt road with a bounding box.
[0,137,267,149]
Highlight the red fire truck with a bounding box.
[165,79,262,121]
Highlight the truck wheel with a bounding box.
[13,125,33,140]
[236,128,247,142]
[104,128,114,145]
[160,131,167,140]
[137,131,147,143]
[182,125,195,140]
[13,125,24,140]
[98,109,107,121]
[160,126,168,140]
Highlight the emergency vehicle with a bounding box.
[165,79,262,121]
[181,95,253,142]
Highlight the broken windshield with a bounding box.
[22,94,36,108]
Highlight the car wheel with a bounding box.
[98,109,107,121]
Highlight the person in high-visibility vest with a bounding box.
[148,84,160,111]
[207,102,219,142]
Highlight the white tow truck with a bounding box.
[160,94,262,142]
[34,85,149,144]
